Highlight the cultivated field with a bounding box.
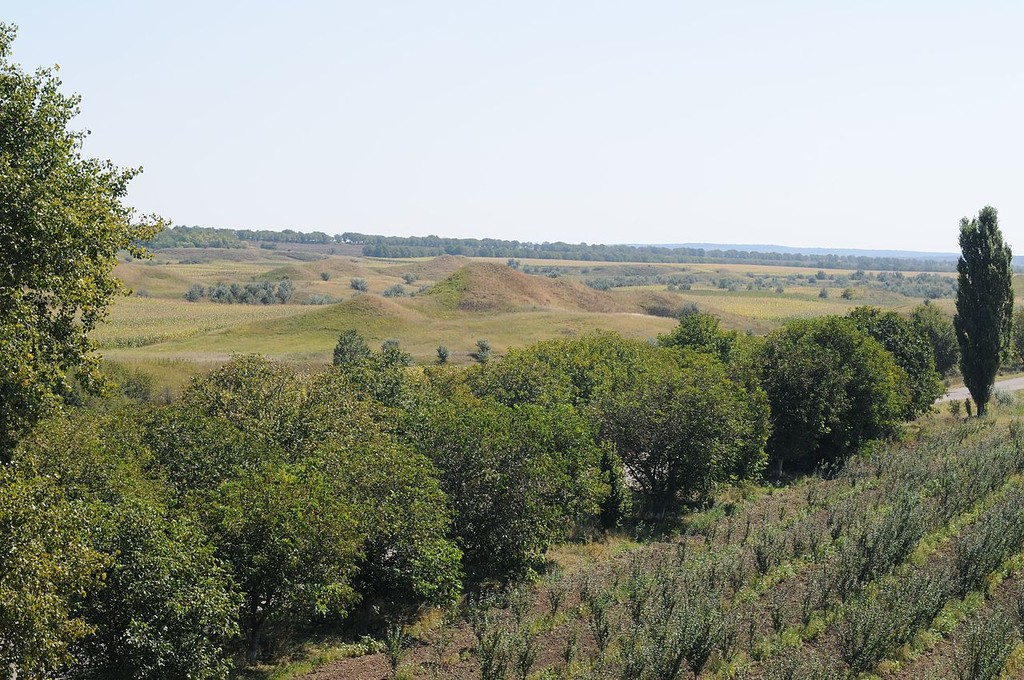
[300,410,1024,679]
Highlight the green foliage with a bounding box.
[950,610,1016,680]
[657,306,737,362]
[197,279,293,304]
[470,338,492,364]
[0,467,108,675]
[405,393,607,578]
[333,329,372,367]
[598,348,768,512]
[0,24,159,457]
[436,344,450,364]
[180,358,462,609]
[350,276,369,292]
[757,315,909,470]
[1012,308,1024,367]
[74,500,239,680]
[847,305,943,418]
[955,205,1014,415]
[200,462,362,663]
[911,300,960,376]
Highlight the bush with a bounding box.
[403,395,607,579]
[383,284,406,298]
[184,283,205,301]
[470,339,491,364]
[757,316,909,471]
[598,349,768,513]
[319,271,330,281]
[847,306,943,419]
[350,277,369,292]
[950,610,1016,680]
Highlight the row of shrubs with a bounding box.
[183,279,294,304]
[454,419,1024,678]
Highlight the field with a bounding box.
[97,243,984,393]
[298,406,1024,679]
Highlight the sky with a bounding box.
[6,1,1024,252]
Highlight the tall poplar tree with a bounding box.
[954,206,1014,416]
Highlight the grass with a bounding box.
[98,244,971,376]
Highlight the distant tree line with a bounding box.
[350,233,962,272]
[145,226,966,272]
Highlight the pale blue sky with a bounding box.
[7,2,1024,251]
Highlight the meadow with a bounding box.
[97,243,980,392]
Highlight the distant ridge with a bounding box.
[648,243,961,260]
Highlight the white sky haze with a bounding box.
[7,1,1024,252]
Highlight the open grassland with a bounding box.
[98,244,1001,374]
[295,399,1024,679]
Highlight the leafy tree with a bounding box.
[300,370,462,608]
[404,394,606,579]
[597,349,768,514]
[0,467,108,676]
[274,278,293,303]
[74,500,239,680]
[201,462,362,663]
[143,405,284,496]
[757,316,908,471]
[954,206,1014,416]
[1012,309,1024,368]
[911,300,960,376]
[657,306,736,362]
[9,409,239,677]
[0,24,158,457]
[847,306,943,418]
[333,329,373,367]
[180,355,305,450]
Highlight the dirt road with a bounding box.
[937,376,1024,403]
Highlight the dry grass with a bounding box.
[97,247,959,372]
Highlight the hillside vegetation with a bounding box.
[95,243,994,390]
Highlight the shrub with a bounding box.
[383,284,406,298]
[350,277,369,292]
[320,271,330,281]
[847,306,943,419]
[950,610,1015,680]
[184,283,206,301]
[757,316,909,471]
[470,339,491,364]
